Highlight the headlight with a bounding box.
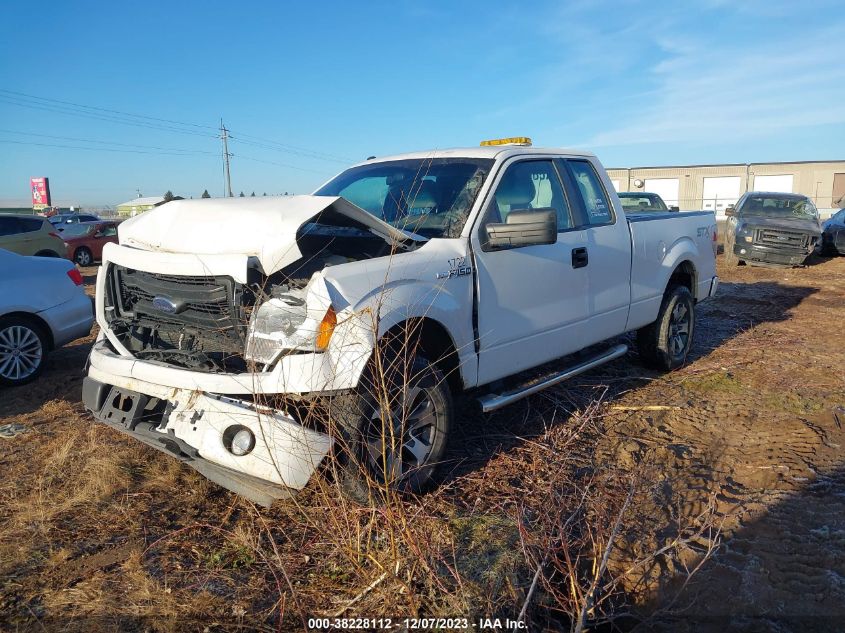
[244,292,337,364]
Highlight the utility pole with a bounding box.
[220,119,233,197]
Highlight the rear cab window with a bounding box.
[559,159,615,227]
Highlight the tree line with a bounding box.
[162,190,293,200]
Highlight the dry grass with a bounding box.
[2,256,845,630]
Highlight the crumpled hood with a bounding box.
[741,215,821,235]
[118,195,416,273]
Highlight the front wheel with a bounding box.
[330,354,453,504]
[636,285,695,371]
[74,247,93,266]
[0,316,48,386]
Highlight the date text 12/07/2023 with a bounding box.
[306,616,527,630]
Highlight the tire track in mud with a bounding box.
[600,257,845,629]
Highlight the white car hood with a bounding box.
[117,195,415,273]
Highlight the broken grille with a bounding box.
[105,265,254,371]
[754,228,809,249]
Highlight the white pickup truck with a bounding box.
[82,140,718,505]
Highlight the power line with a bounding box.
[0,96,218,138]
[1,89,357,164]
[0,139,217,156]
[232,134,354,164]
[0,128,214,153]
[0,88,217,131]
[235,154,336,175]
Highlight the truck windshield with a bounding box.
[315,158,494,238]
[739,195,818,219]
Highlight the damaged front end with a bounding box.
[86,195,422,503]
[102,195,420,374]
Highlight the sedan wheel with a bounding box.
[75,247,93,266]
[0,318,47,386]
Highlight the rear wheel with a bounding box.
[0,316,48,386]
[330,351,453,505]
[636,285,695,371]
[74,247,93,266]
[34,250,60,258]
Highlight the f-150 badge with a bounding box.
[436,256,472,279]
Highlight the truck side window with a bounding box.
[483,160,573,231]
[567,160,614,226]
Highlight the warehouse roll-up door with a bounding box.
[753,174,793,193]
[702,176,741,216]
[644,178,679,207]
[832,173,845,207]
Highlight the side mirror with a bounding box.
[92,231,104,239]
[724,206,736,217]
[670,205,679,212]
[485,208,557,250]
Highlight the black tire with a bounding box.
[819,242,836,257]
[636,285,695,371]
[329,350,453,505]
[74,247,93,266]
[723,228,738,265]
[0,316,49,387]
[34,250,60,258]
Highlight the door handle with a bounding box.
[571,247,588,269]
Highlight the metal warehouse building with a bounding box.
[606,160,845,219]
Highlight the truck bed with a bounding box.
[625,210,717,332]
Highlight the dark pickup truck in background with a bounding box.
[724,192,821,267]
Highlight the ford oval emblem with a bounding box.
[152,296,179,314]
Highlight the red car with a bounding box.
[62,221,120,266]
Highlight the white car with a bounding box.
[0,249,94,386]
[82,139,718,505]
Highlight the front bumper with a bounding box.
[733,242,811,266]
[82,367,333,506]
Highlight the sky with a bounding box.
[1,0,844,208]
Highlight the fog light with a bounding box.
[740,248,747,255]
[225,426,255,456]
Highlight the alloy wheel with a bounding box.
[668,303,691,357]
[0,325,44,382]
[363,382,438,485]
[76,249,92,266]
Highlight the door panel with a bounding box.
[560,159,632,344]
[472,158,590,385]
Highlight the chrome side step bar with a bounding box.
[477,344,628,413]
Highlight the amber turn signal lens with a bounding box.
[316,307,337,350]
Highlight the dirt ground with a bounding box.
[1,255,844,631]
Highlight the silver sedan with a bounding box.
[0,249,94,386]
